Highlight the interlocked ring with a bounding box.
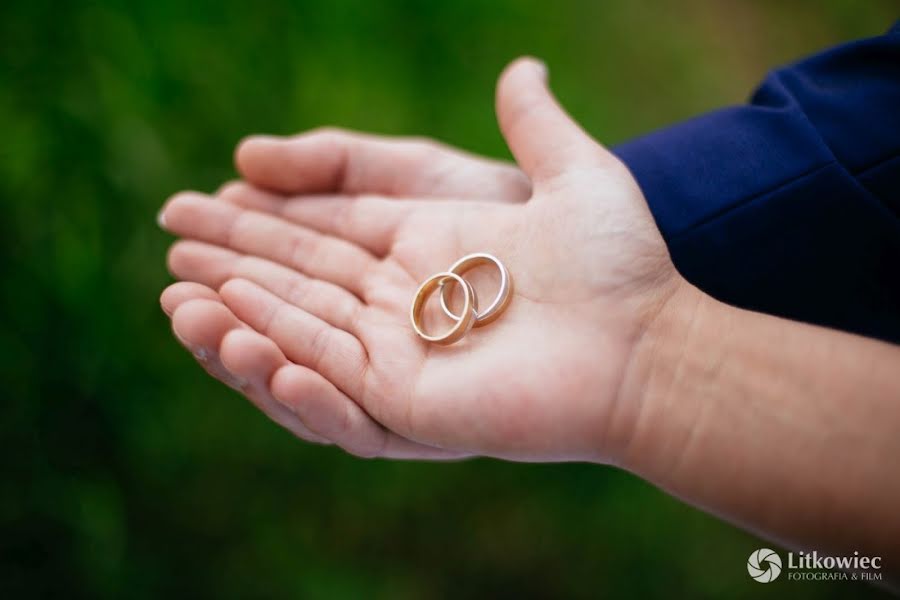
[439,253,512,327]
[410,272,477,345]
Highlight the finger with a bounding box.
[170,298,331,445]
[219,278,368,401]
[167,240,362,334]
[217,182,413,256]
[166,242,234,289]
[217,329,349,450]
[160,281,221,316]
[269,362,468,460]
[234,127,531,201]
[496,57,619,183]
[159,192,381,299]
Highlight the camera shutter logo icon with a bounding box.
[747,548,782,583]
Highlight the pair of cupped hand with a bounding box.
[158,58,687,464]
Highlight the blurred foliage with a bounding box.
[1,0,896,598]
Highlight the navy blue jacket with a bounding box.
[615,22,900,343]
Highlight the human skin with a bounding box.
[158,58,900,576]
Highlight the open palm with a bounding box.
[160,59,680,462]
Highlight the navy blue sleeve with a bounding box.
[614,22,900,343]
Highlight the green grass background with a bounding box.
[1,1,896,597]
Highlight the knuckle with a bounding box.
[331,197,358,235]
[307,326,332,370]
[305,125,344,139]
[287,229,319,267]
[286,274,312,307]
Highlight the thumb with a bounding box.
[496,57,616,184]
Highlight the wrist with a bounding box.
[609,275,728,478]
[605,274,900,568]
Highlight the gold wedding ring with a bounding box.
[410,272,477,345]
[410,252,512,345]
[439,252,512,327]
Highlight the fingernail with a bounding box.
[214,180,237,196]
[533,58,548,82]
[211,358,250,392]
[172,327,194,349]
[243,134,280,146]
[223,373,249,392]
[156,206,168,228]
